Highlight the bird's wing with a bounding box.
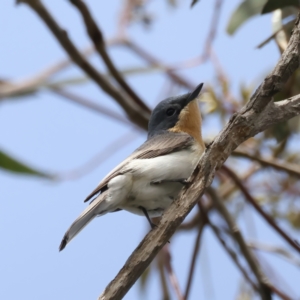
[84,132,194,202]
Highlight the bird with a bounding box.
[59,83,205,251]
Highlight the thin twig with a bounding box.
[178,211,201,231]
[206,187,272,300]
[201,0,223,60]
[222,165,300,253]
[256,19,296,49]
[232,149,300,179]
[248,241,300,267]
[69,0,150,113]
[50,87,134,127]
[184,219,206,300]
[56,131,139,181]
[157,258,170,300]
[121,39,195,90]
[197,201,259,292]
[17,0,150,129]
[162,245,185,300]
[170,0,224,71]
[0,46,94,100]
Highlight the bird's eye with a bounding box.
[166,108,176,116]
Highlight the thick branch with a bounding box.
[17,0,150,129]
[99,15,300,299]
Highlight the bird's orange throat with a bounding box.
[169,100,205,149]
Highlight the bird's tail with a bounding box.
[59,191,109,251]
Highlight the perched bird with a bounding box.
[59,83,205,251]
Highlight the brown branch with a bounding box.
[210,217,293,299]
[121,39,196,90]
[221,165,300,254]
[206,187,272,300]
[17,0,150,130]
[201,0,223,60]
[50,87,134,127]
[157,257,170,300]
[170,0,223,71]
[0,45,94,100]
[69,0,150,113]
[177,211,201,231]
[198,201,259,293]
[162,245,185,300]
[184,218,206,300]
[98,16,300,299]
[232,149,300,178]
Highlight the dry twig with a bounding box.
[17,0,150,129]
[69,0,150,113]
[206,187,271,299]
[222,165,300,253]
[232,149,300,179]
[184,218,206,300]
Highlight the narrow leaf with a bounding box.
[262,0,300,14]
[227,0,267,35]
[0,150,52,179]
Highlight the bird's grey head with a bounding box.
[148,83,203,138]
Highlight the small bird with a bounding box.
[59,83,205,251]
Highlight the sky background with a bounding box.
[1,1,299,299]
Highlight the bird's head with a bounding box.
[148,83,204,146]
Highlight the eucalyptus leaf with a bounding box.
[226,0,267,35]
[262,0,300,14]
[0,150,52,179]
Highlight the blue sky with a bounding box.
[1,1,299,299]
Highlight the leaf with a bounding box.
[262,0,300,14]
[226,0,267,35]
[0,150,52,179]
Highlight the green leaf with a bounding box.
[226,0,267,35]
[0,150,52,179]
[262,0,300,14]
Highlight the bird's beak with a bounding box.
[185,83,204,106]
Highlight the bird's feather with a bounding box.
[59,191,109,251]
[84,132,193,202]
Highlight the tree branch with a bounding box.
[184,218,206,300]
[161,245,185,300]
[121,39,196,90]
[221,165,300,253]
[68,0,150,113]
[98,15,300,299]
[232,148,300,179]
[50,87,134,127]
[17,0,150,129]
[199,202,259,293]
[206,187,272,300]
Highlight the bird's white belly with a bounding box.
[119,148,201,217]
